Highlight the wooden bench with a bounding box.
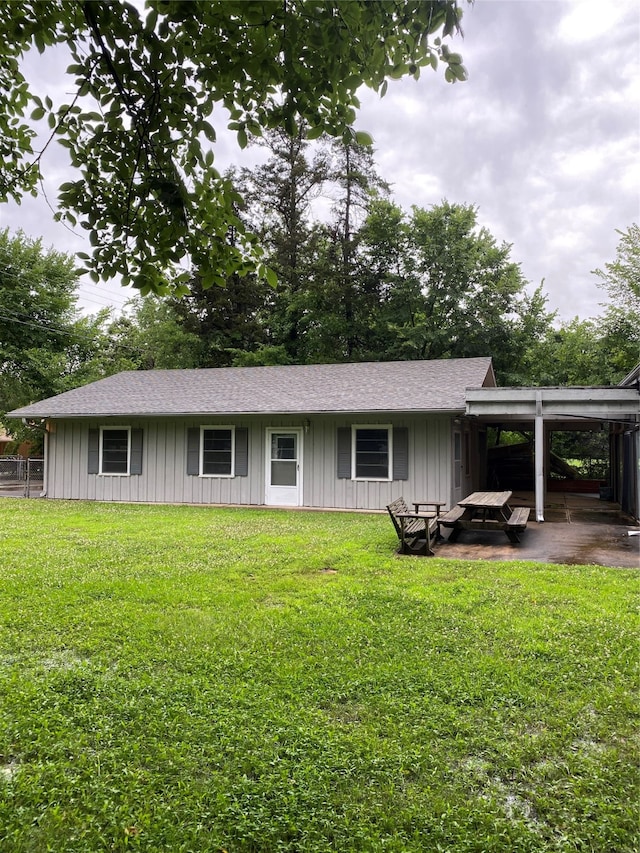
[386,497,440,557]
[507,507,530,529]
[439,502,530,544]
[438,505,466,528]
[505,506,530,542]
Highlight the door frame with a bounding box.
[452,425,463,506]
[264,427,303,506]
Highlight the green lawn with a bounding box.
[0,500,637,853]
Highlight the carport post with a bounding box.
[535,392,545,522]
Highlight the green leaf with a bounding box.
[451,63,468,82]
[388,63,408,80]
[265,267,278,288]
[355,130,374,146]
[200,121,216,142]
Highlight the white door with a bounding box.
[265,429,303,506]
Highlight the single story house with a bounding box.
[7,357,640,520]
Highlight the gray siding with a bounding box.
[46,415,454,510]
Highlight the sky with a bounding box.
[2,0,639,322]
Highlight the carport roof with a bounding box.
[465,386,640,424]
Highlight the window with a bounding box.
[353,425,392,480]
[201,427,235,477]
[100,427,130,475]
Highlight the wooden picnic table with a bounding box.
[411,500,447,515]
[440,490,530,544]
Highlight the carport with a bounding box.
[465,386,640,523]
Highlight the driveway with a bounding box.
[0,480,44,498]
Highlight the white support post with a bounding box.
[535,391,545,522]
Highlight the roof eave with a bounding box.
[8,407,466,419]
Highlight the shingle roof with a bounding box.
[8,358,495,418]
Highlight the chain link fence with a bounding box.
[0,456,44,497]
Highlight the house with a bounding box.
[0,427,35,459]
[6,358,496,510]
[7,357,639,519]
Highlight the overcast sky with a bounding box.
[3,0,639,323]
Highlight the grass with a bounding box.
[0,500,638,853]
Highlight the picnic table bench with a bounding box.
[386,497,444,556]
[440,491,530,544]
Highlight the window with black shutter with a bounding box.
[354,426,391,480]
[100,427,130,475]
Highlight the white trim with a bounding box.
[99,425,131,476]
[535,394,545,523]
[199,425,235,478]
[351,424,393,481]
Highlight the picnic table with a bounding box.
[439,491,530,544]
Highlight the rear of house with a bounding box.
[8,358,496,511]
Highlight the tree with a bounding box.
[530,308,639,387]
[293,141,390,362]
[167,268,271,367]
[591,224,640,382]
[592,223,640,316]
[236,126,331,361]
[596,307,640,383]
[0,228,106,445]
[359,200,555,377]
[533,318,603,386]
[0,1,467,295]
[102,296,207,370]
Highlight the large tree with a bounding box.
[0,228,106,444]
[592,223,640,316]
[0,1,467,295]
[293,141,390,362]
[358,200,555,378]
[237,126,331,361]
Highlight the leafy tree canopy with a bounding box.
[0,0,466,295]
[0,228,107,445]
[592,223,640,316]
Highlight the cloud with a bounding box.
[353,0,639,321]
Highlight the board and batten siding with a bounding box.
[45,415,454,510]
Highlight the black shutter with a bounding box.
[88,429,99,474]
[337,427,351,479]
[235,428,248,477]
[130,429,143,475]
[393,427,409,480]
[186,428,200,476]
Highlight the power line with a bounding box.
[0,306,142,354]
[75,289,132,310]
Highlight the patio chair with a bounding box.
[386,497,440,556]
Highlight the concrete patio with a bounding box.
[435,491,639,569]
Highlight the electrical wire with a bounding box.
[0,306,142,354]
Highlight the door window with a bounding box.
[454,430,462,490]
[270,433,297,486]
